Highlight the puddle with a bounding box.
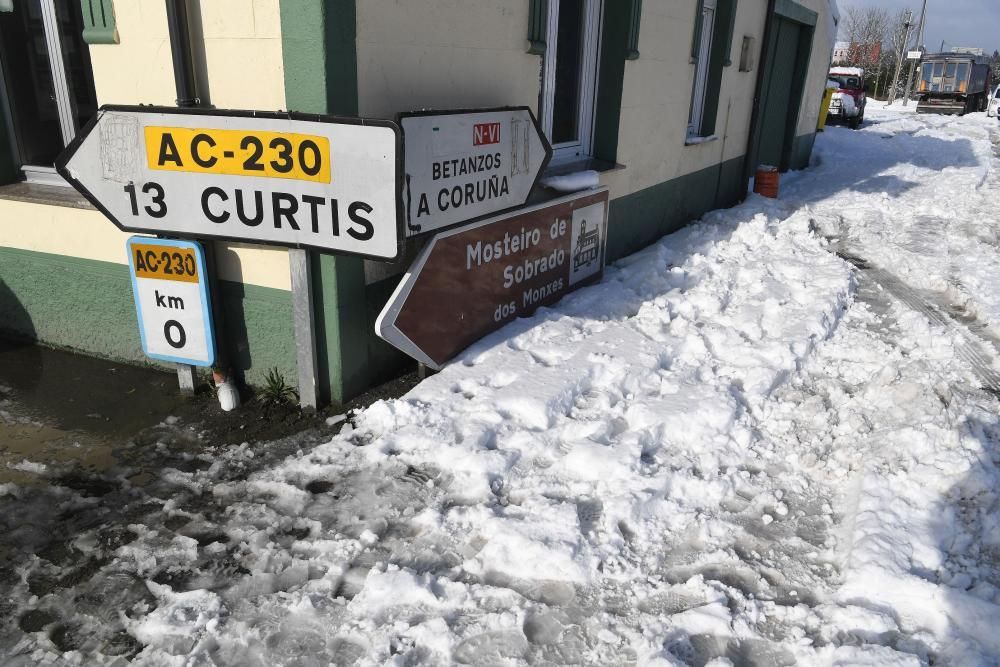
[0,340,187,485]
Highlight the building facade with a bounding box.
[0,0,837,405]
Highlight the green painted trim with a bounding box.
[701,0,737,136]
[324,0,359,117]
[606,155,747,262]
[0,107,17,185]
[790,132,816,170]
[774,0,817,27]
[592,1,631,162]
[280,0,374,404]
[0,247,295,385]
[691,0,705,60]
[626,0,642,60]
[527,0,548,55]
[80,0,118,45]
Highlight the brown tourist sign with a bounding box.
[376,188,609,368]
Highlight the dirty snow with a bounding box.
[1,105,999,665]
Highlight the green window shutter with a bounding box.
[81,0,118,45]
[527,0,548,55]
[700,0,737,136]
[690,0,705,60]
[626,0,642,60]
[720,0,738,66]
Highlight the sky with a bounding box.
[836,0,998,55]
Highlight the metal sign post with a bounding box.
[400,107,551,238]
[377,188,609,369]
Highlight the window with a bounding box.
[541,0,603,163]
[688,0,717,138]
[956,63,968,84]
[0,0,97,184]
[686,0,736,141]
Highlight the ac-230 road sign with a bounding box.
[401,107,551,237]
[127,236,216,366]
[57,106,403,260]
[377,188,609,369]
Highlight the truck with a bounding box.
[826,67,867,129]
[916,53,993,115]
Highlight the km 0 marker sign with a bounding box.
[400,107,551,237]
[127,237,215,366]
[377,188,609,369]
[57,106,403,260]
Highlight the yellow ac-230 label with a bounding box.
[144,127,331,183]
[131,243,200,283]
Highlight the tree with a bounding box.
[843,5,889,78]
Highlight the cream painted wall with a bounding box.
[7,0,292,290]
[0,200,292,291]
[88,0,286,110]
[610,0,769,197]
[356,1,541,119]
[354,0,826,203]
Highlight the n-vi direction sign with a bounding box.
[57,106,403,260]
[401,107,551,237]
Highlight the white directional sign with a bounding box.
[401,107,552,237]
[126,237,215,366]
[57,106,403,260]
[907,50,923,60]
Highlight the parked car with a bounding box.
[988,83,1000,118]
[826,67,867,129]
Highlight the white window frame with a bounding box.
[688,0,717,138]
[7,0,79,184]
[541,0,603,164]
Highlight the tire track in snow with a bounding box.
[835,248,1000,396]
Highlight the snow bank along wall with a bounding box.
[0,0,834,404]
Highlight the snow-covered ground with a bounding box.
[2,106,1000,666]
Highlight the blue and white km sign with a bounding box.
[126,236,216,366]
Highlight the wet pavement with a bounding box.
[0,340,185,486]
[0,339,418,664]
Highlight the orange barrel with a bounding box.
[753,165,780,198]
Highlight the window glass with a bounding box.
[0,0,62,165]
[945,63,956,78]
[552,0,584,145]
[54,0,97,132]
[688,0,716,136]
[920,62,933,86]
[956,63,968,83]
[932,62,944,77]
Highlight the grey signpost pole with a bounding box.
[886,11,913,106]
[903,0,928,106]
[167,0,199,395]
[289,249,318,410]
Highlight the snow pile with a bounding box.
[106,201,858,664]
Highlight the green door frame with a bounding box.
[746,0,817,174]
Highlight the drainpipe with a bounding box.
[165,0,199,107]
[164,0,238,409]
[742,0,778,195]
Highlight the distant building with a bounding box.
[848,42,882,63]
[833,41,851,63]
[951,47,985,56]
